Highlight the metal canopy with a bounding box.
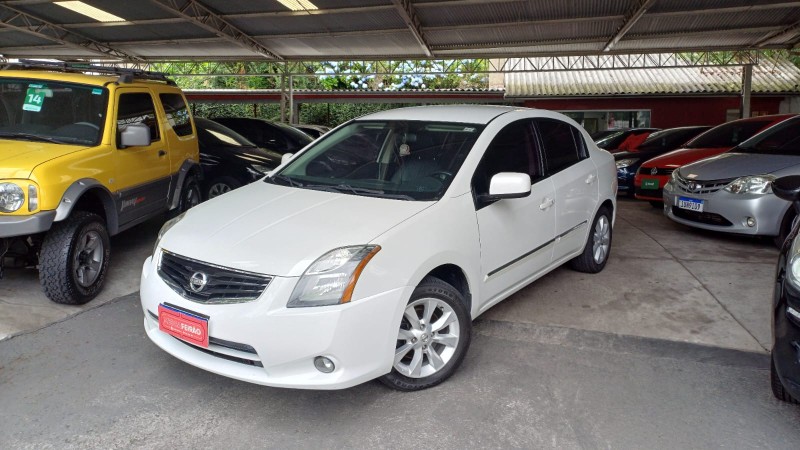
[0,0,798,62]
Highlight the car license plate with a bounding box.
[641,178,659,189]
[677,196,703,212]
[158,303,209,348]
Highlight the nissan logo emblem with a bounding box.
[650,167,658,176]
[189,272,209,293]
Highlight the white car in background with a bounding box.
[140,105,617,391]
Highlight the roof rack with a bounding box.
[5,59,177,86]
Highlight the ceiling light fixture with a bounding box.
[54,1,125,22]
[276,0,318,12]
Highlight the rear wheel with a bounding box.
[771,353,798,403]
[570,206,612,273]
[39,211,110,305]
[379,277,471,391]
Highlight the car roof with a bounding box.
[0,69,178,89]
[359,105,524,124]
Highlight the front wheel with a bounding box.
[177,175,202,214]
[379,277,471,391]
[570,206,612,273]
[39,211,111,305]
[771,353,798,403]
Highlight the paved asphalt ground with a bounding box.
[1,293,799,449]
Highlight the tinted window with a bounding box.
[686,119,775,149]
[733,117,800,155]
[117,93,159,142]
[159,93,192,137]
[195,118,256,148]
[472,119,539,203]
[537,118,583,174]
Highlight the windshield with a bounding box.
[636,127,709,152]
[732,117,800,155]
[594,130,628,149]
[0,77,108,145]
[685,119,775,149]
[271,120,485,201]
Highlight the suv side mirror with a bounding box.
[120,123,151,148]
[486,172,532,200]
[773,176,800,203]
[281,153,294,165]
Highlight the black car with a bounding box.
[293,124,331,139]
[595,127,660,152]
[614,126,711,196]
[770,175,800,404]
[195,118,282,199]
[212,117,313,155]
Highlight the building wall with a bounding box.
[522,96,784,128]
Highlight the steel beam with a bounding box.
[391,0,432,57]
[149,0,283,60]
[753,20,800,47]
[0,4,141,61]
[604,0,656,52]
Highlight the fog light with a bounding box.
[746,217,756,227]
[314,356,335,373]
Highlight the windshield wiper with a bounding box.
[268,174,301,187]
[0,132,71,144]
[334,184,415,200]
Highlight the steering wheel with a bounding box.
[427,171,453,182]
[74,122,100,130]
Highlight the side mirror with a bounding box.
[486,172,532,200]
[281,153,294,165]
[773,176,800,203]
[120,123,151,148]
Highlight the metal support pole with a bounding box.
[289,75,295,124]
[741,64,753,119]
[279,62,288,123]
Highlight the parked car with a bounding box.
[615,126,711,196]
[212,117,313,155]
[140,105,616,391]
[293,124,330,139]
[635,114,796,206]
[769,175,800,404]
[663,116,800,246]
[595,127,659,152]
[195,118,281,199]
[0,62,201,305]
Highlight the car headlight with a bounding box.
[723,175,775,194]
[153,212,185,256]
[288,245,381,308]
[0,182,24,213]
[616,158,639,169]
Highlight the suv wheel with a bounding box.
[379,277,471,391]
[178,175,202,213]
[39,211,110,305]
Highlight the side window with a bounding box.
[159,93,192,137]
[536,118,583,174]
[472,119,539,207]
[262,126,288,150]
[117,93,160,143]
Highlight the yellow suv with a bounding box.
[0,61,201,305]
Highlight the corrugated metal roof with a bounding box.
[505,57,800,97]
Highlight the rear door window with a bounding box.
[159,93,192,137]
[536,118,584,175]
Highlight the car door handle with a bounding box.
[539,198,554,210]
[158,150,167,157]
[585,174,596,184]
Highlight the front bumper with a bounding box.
[616,167,637,195]
[774,281,800,400]
[140,253,410,390]
[634,174,669,201]
[663,181,787,236]
[0,210,56,238]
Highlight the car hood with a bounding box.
[201,145,282,168]
[160,182,434,277]
[678,153,800,180]
[0,140,87,178]
[640,147,729,169]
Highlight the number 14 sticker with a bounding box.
[23,84,46,112]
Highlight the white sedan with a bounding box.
[140,105,616,391]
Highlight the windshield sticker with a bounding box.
[23,85,47,112]
[91,88,103,95]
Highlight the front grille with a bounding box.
[157,250,272,304]
[173,337,264,367]
[672,207,733,226]
[674,174,734,195]
[639,167,674,176]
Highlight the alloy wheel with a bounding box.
[72,230,104,287]
[394,297,461,378]
[592,215,611,264]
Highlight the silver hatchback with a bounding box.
[663,116,800,246]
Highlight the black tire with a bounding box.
[570,206,613,273]
[649,200,663,208]
[379,276,471,391]
[205,176,242,200]
[771,353,798,404]
[774,208,797,249]
[39,211,111,305]
[173,175,202,217]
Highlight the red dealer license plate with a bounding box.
[158,303,209,348]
